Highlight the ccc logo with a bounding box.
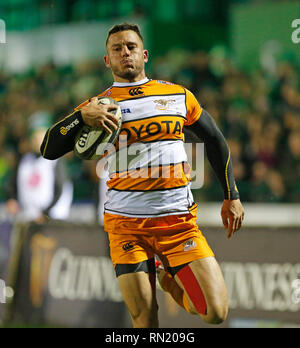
[129,87,144,96]
[122,242,134,251]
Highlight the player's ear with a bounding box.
[104,55,111,68]
[143,50,149,63]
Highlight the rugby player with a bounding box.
[41,23,245,328]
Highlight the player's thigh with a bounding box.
[117,270,158,326]
[175,257,228,318]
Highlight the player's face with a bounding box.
[104,30,148,82]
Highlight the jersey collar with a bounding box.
[112,77,150,88]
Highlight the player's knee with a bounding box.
[131,303,159,328]
[203,303,228,324]
[185,302,227,323]
[131,311,158,328]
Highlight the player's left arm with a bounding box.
[185,108,245,238]
[41,97,119,160]
[40,110,84,160]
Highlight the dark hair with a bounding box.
[106,23,144,46]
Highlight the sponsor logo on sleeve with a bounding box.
[60,118,80,135]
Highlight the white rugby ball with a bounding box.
[74,96,122,160]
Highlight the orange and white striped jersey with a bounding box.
[78,78,203,218]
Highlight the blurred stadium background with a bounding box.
[0,0,300,328]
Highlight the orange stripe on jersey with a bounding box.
[107,163,190,191]
[109,81,185,102]
[74,80,203,128]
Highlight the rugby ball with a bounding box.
[74,96,122,160]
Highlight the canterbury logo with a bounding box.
[122,242,134,251]
[129,87,144,96]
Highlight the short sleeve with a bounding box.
[184,89,203,126]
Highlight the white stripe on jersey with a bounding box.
[104,183,194,218]
[119,94,187,123]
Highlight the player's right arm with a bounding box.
[184,88,245,238]
[41,98,119,160]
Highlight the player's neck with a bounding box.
[113,71,147,84]
[112,75,149,87]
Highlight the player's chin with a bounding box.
[122,64,135,72]
[119,68,139,80]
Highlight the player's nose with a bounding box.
[121,45,130,56]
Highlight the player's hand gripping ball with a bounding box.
[74,97,122,160]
